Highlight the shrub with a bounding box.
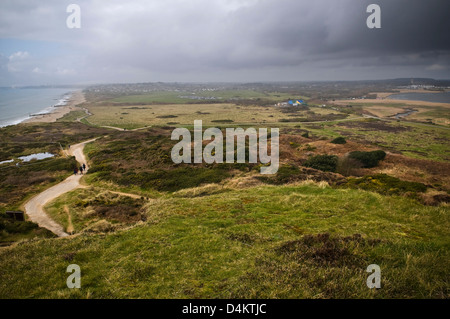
[0,214,38,234]
[256,165,300,185]
[348,150,386,168]
[156,115,178,119]
[211,119,234,123]
[303,155,338,172]
[331,137,346,144]
[0,213,55,243]
[115,167,231,192]
[83,220,115,233]
[336,156,363,176]
[345,174,427,195]
[303,144,316,151]
[280,118,307,123]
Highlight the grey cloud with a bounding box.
[0,0,449,85]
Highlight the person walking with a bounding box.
[74,167,78,175]
[82,163,86,171]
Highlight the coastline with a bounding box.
[334,97,450,108]
[334,89,450,107]
[374,89,446,99]
[22,90,86,124]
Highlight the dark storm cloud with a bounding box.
[0,0,449,85]
[216,0,450,67]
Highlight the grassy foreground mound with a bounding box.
[0,183,448,299]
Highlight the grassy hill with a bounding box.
[0,182,448,298]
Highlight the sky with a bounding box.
[0,0,449,86]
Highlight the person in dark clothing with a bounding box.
[82,163,86,171]
[74,168,78,175]
[79,166,83,175]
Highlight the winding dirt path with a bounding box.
[24,138,97,237]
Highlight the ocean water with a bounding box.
[0,87,76,127]
[389,91,450,103]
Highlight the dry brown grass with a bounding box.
[85,103,296,128]
[224,176,264,189]
[278,134,450,191]
[418,189,450,206]
[373,153,450,191]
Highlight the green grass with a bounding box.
[45,188,147,234]
[0,183,448,298]
[344,174,427,196]
[304,119,450,162]
[0,156,79,212]
[108,90,301,105]
[0,213,56,245]
[84,103,288,129]
[56,110,87,122]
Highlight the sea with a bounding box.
[0,87,77,127]
[388,91,450,103]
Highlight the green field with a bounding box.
[302,119,450,162]
[108,90,298,105]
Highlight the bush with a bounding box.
[0,213,55,243]
[348,150,386,168]
[211,119,234,123]
[280,118,307,123]
[156,115,178,119]
[345,174,427,195]
[331,137,346,144]
[256,165,301,185]
[83,220,115,233]
[114,167,231,192]
[18,157,78,173]
[303,144,316,151]
[336,156,363,176]
[303,155,338,172]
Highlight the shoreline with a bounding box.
[334,97,450,107]
[22,90,86,125]
[374,89,449,99]
[334,89,450,107]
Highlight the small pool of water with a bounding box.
[392,109,418,119]
[0,159,14,165]
[18,152,55,162]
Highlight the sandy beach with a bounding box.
[23,90,86,124]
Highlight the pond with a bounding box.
[0,159,14,165]
[392,109,418,119]
[18,152,55,162]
